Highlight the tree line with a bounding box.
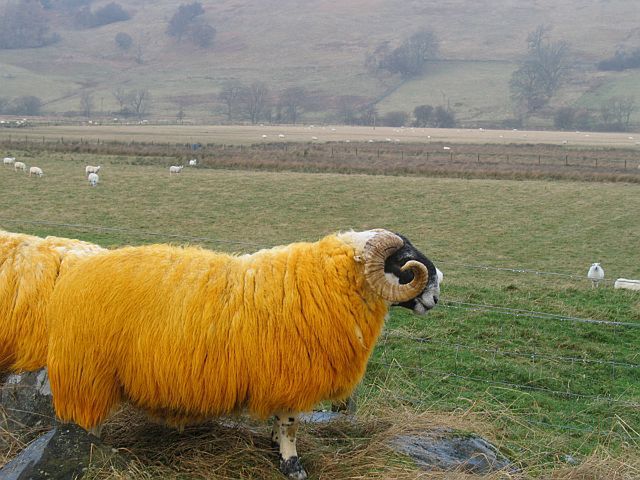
[0,1,215,50]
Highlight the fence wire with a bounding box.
[0,218,632,285]
[2,217,638,434]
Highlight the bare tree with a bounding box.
[176,106,186,124]
[112,87,129,112]
[243,81,270,124]
[335,95,364,124]
[129,89,151,119]
[279,86,307,124]
[600,96,636,131]
[218,80,244,122]
[79,92,94,118]
[510,25,571,114]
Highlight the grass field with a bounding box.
[1,148,639,478]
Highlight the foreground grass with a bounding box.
[1,150,639,477]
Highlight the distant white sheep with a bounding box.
[169,165,184,174]
[88,172,99,187]
[188,159,197,166]
[614,278,640,291]
[14,161,26,172]
[587,263,605,288]
[29,166,44,177]
[85,165,101,176]
[3,157,15,166]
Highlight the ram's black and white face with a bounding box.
[384,233,441,315]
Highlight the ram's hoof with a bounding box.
[279,456,307,480]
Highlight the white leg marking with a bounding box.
[275,412,307,479]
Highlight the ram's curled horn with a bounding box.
[363,230,428,302]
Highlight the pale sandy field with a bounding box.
[2,124,640,148]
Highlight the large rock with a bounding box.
[0,369,56,432]
[392,429,517,474]
[0,423,116,480]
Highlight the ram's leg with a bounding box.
[273,412,307,480]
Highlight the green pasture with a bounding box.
[1,150,639,477]
[575,70,640,122]
[376,61,515,123]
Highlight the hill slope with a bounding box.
[0,0,639,125]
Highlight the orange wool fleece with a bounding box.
[47,235,389,429]
[0,230,104,373]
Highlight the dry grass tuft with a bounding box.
[2,400,639,479]
[549,447,640,480]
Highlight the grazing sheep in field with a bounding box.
[47,229,440,479]
[14,161,26,172]
[614,278,640,291]
[0,231,104,374]
[88,172,99,186]
[189,159,197,166]
[85,165,101,176]
[3,157,15,165]
[169,165,184,174]
[29,166,44,177]
[587,263,605,288]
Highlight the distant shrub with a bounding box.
[597,48,640,71]
[381,111,409,127]
[371,30,440,78]
[190,22,216,48]
[433,106,456,128]
[6,96,43,115]
[166,2,204,40]
[413,104,434,127]
[553,107,577,130]
[76,2,130,28]
[94,2,130,25]
[115,32,133,51]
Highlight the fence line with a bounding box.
[442,301,640,328]
[369,360,640,408]
[0,218,630,286]
[384,333,640,368]
[1,135,639,172]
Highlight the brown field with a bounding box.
[2,124,640,148]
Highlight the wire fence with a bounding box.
[1,135,640,173]
[0,217,630,285]
[1,217,638,441]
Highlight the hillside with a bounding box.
[0,0,639,125]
